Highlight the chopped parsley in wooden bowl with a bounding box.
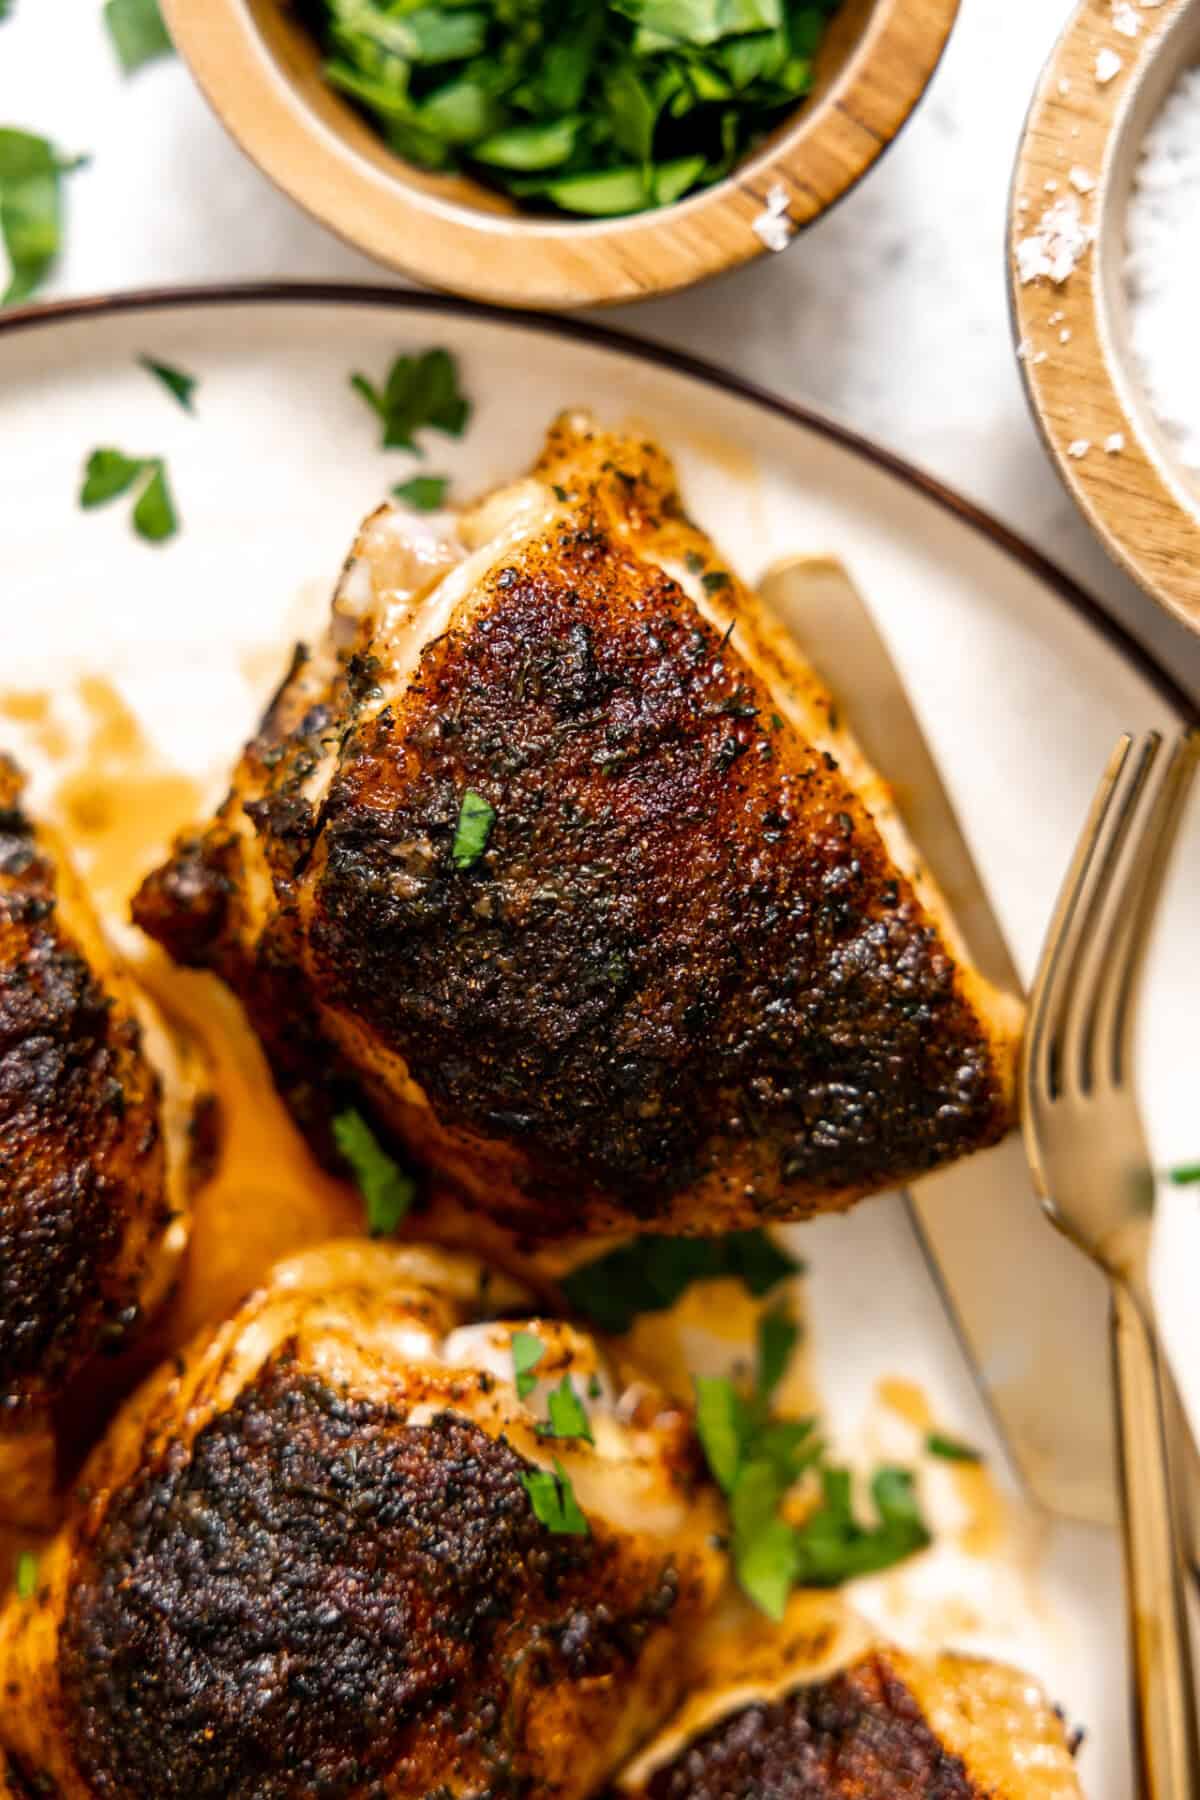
[162,0,961,305]
[292,0,844,218]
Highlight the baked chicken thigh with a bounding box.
[617,1593,1083,1800]
[135,416,1021,1241]
[0,1239,724,1799]
[0,758,191,1523]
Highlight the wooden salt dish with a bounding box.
[1010,0,1200,636]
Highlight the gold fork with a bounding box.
[1022,730,1200,1799]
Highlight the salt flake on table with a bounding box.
[1096,48,1123,83]
[1105,433,1126,454]
[1068,439,1091,459]
[1016,196,1093,285]
[1069,167,1096,195]
[1112,2,1140,35]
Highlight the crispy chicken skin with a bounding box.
[0,758,191,1521]
[616,1594,1083,1800]
[135,415,1021,1241]
[0,1240,725,1799]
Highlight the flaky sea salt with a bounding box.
[1112,3,1140,37]
[1126,64,1200,475]
[1068,439,1091,459]
[1016,195,1093,285]
[1096,48,1123,84]
[1105,433,1126,454]
[1069,166,1096,194]
[752,183,794,253]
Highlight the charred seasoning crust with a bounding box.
[0,757,166,1409]
[636,1654,985,1800]
[61,1358,689,1800]
[308,501,1008,1222]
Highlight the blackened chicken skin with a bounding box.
[135,416,1021,1242]
[0,1240,725,1799]
[617,1594,1083,1800]
[0,758,191,1524]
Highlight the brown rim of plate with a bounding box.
[3,278,1195,722]
[161,0,960,310]
[1008,0,1200,638]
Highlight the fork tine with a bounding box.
[1089,732,1200,1090]
[1058,732,1162,1094]
[1025,734,1138,1104]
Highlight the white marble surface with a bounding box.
[3,0,1200,695]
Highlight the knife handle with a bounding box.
[1111,1279,1200,1800]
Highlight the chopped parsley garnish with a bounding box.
[302,0,842,218]
[561,1227,800,1335]
[511,1330,546,1400]
[104,0,173,72]
[15,1551,36,1599]
[79,448,179,543]
[0,129,86,306]
[1168,1163,1200,1186]
[541,1374,595,1443]
[451,788,495,870]
[138,354,197,412]
[790,1465,931,1587]
[0,4,13,24]
[925,1431,984,1465]
[695,1303,929,1617]
[351,346,470,451]
[392,473,449,510]
[521,1458,589,1536]
[332,1106,415,1236]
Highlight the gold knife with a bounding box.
[759,553,1115,1524]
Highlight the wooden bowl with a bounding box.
[1009,0,1200,635]
[163,0,959,310]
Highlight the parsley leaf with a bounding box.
[332,1107,415,1236]
[79,448,146,508]
[104,0,173,73]
[392,473,449,510]
[561,1228,800,1335]
[0,129,86,306]
[451,788,495,870]
[78,449,180,544]
[755,1303,797,1408]
[138,354,197,412]
[790,1465,931,1586]
[1168,1163,1200,1185]
[132,463,178,542]
[511,1329,546,1400]
[521,1458,589,1535]
[694,1374,749,1494]
[541,1374,595,1443]
[351,347,471,451]
[925,1431,983,1465]
[15,1551,36,1599]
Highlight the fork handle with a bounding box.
[1112,1279,1200,1799]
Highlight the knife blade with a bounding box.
[758,553,1115,1525]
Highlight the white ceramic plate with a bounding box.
[4,286,1199,1798]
